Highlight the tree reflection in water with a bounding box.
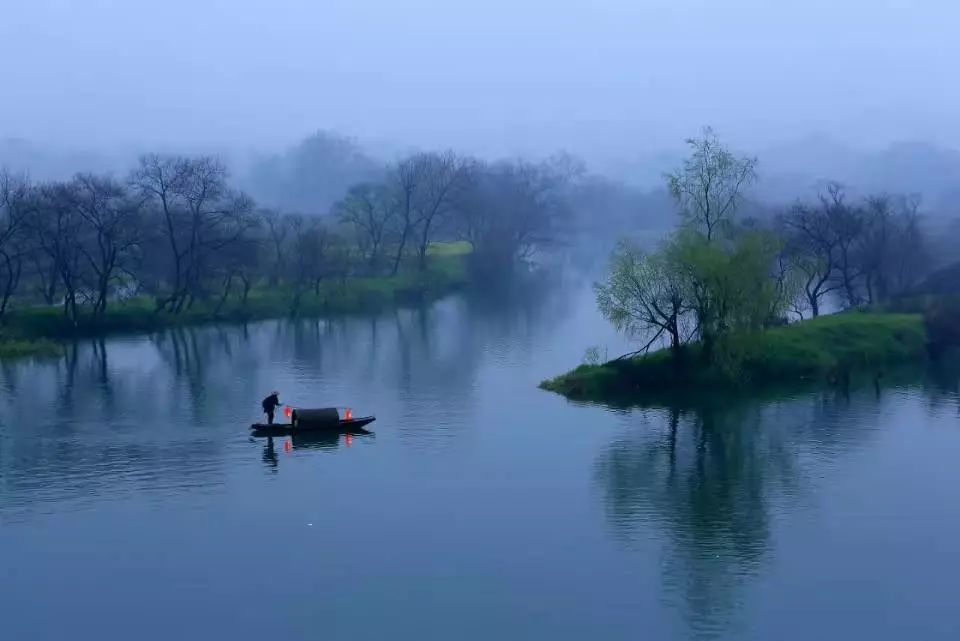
[592,388,892,638]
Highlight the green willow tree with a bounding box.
[595,238,690,361]
[666,127,757,243]
[667,228,791,370]
[598,129,796,376]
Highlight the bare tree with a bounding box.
[857,193,930,302]
[411,151,469,270]
[131,155,189,311]
[71,173,143,317]
[286,215,333,312]
[131,155,256,313]
[886,194,930,295]
[336,182,395,273]
[261,208,289,286]
[0,170,30,317]
[666,127,757,242]
[211,225,261,315]
[29,182,85,324]
[820,183,866,307]
[779,200,840,317]
[389,156,424,276]
[780,184,930,313]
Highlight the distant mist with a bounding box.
[4,132,960,220]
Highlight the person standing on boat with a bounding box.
[262,391,282,425]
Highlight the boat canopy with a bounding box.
[291,408,340,428]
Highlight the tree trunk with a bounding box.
[417,220,432,271]
[0,252,21,319]
[63,289,79,327]
[392,226,410,276]
[37,258,58,305]
[240,274,251,306]
[392,192,414,276]
[290,287,303,315]
[95,273,110,319]
[669,326,683,370]
[214,273,233,316]
[808,292,820,318]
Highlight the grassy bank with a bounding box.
[0,245,470,357]
[541,312,929,401]
[0,335,63,359]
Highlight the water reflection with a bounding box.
[593,374,960,639]
[290,428,373,451]
[3,272,960,640]
[255,429,376,473]
[261,436,278,471]
[595,403,792,636]
[0,269,581,518]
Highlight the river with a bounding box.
[2,271,959,640]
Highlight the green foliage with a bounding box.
[426,240,472,258]
[595,238,688,352]
[0,336,62,359]
[665,127,758,242]
[662,227,791,368]
[596,130,799,376]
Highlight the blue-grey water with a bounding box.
[2,274,959,640]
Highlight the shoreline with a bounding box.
[0,255,468,360]
[541,312,933,403]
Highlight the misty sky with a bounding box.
[1,0,957,159]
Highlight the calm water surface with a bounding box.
[2,274,960,640]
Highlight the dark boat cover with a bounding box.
[292,408,341,428]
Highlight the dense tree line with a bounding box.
[0,148,574,323]
[597,128,934,370]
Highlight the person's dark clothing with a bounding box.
[262,394,281,424]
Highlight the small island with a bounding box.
[541,311,936,400]
[542,130,960,403]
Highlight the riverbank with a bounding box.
[0,246,469,359]
[541,312,929,402]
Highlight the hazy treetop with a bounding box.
[1,0,957,157]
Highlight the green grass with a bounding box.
[426,240,472,257]
[0,247,469,357]
[541,312,929,401]
[0,336,63,359]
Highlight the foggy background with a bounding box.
[1,0,958,211]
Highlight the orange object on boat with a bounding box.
[344,408,353,420]
[284,406,293,418]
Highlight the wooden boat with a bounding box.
[250,407,375,438]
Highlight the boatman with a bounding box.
[262,391,282,425]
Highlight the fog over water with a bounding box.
[3,4,960,639]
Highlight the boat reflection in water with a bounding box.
[258,428,375,470]
[291,427,373,451]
